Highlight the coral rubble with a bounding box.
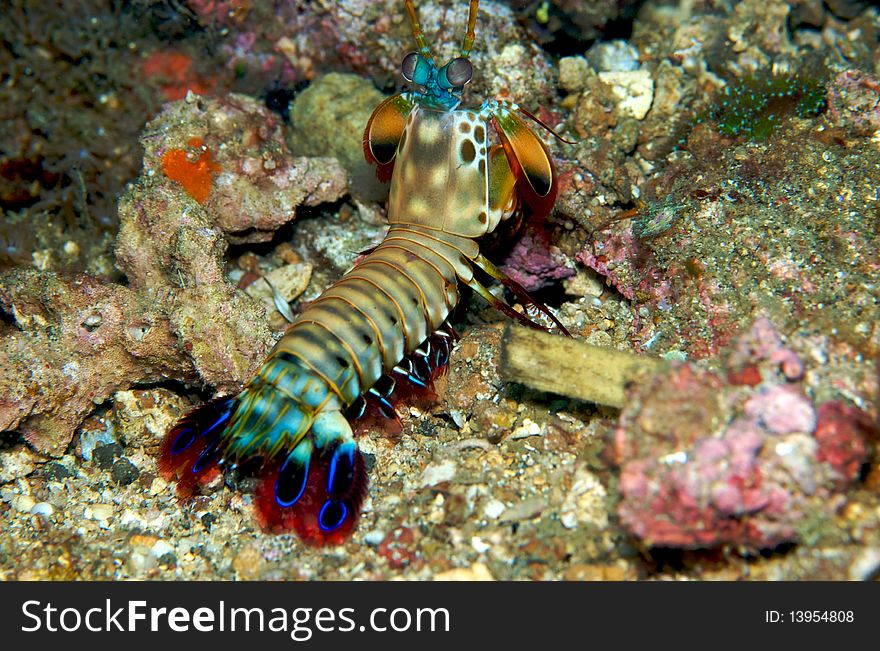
[1,90,348,456]
[614,319,874,550]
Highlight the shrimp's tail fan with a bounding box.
[255,438,368,547]
[159,395,237,496]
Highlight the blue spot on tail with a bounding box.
[327,441,356,496]
[191,437,222,474]
[318,499,349,532]
[275,449,310,507]
[168,397,234,457]
[170,427,197,455]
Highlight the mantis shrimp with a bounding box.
[160,0,569,546]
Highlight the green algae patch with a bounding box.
[708,73,828,141]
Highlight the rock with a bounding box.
[848,548,880,581]
[112,389,189,449]
[559,56,591,94]
[87,504,114,522]
[482,499,506,519]
[0,446,40,484]
[232,544,268,580]
[243,262,313,312]
[510,418,544,440]
[289,73,385,182]
[150,539,174,559]
[30,501,55,517]
[559,467,609,530]
[12,494,36,513]
[587,40,641,72]
[598,70,654,120]
[499,497,546,522]
[418,460,457,488]
[614,319,873,550]
[111,458,140,486]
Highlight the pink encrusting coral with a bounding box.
[613,318,874,550]
[575,227,672,307]
[813,401,872,488]
[575,228,640,302]
[501,218,575,292]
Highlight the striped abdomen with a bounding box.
[274,223,476,399]
[160,221,476,545]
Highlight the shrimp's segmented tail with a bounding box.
[159,360,370,547]
[159,318,457,546]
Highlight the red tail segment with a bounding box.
[254,450,368,547]
[158,396,235,497]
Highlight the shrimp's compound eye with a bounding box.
[401,52,431,85]
[440,57,473,88]
[401,52,418,81]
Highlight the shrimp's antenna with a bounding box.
[405,0,436,65]
[461,0,480,58]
